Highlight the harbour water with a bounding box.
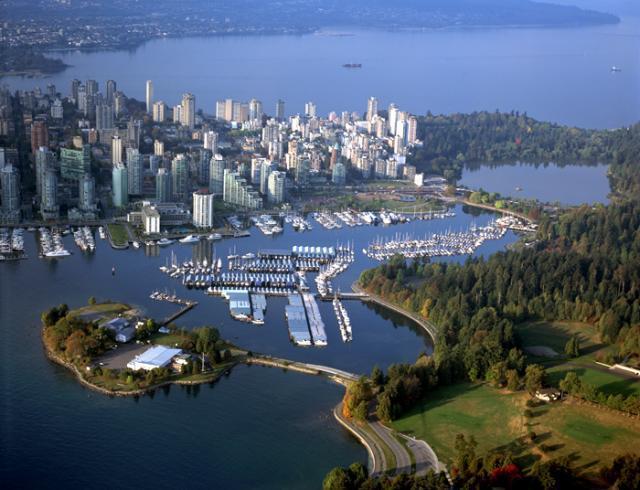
[1,205,515,488]
[460,163,611,205]
[3,17,639,129]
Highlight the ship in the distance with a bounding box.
[342,63,362,68]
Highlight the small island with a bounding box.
[41,300,241,396]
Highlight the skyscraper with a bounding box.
[126,148,144,196]
[181,93,195,129]
[223,169,263,209]
[79,174,96,212]
[259,159,275,195]
[203,131,218,152]
[407,116,418,145]
[171,154,189,201]
[145,80,153,113]
[275,99,285,121]
[35,147,56,198]
[198,149,212,186]
[112,164,128,207]
[1,165,20,213]
[156,168,172,203]
[105,80,117,104]
[215,100,226,120]
[114,91,126,117]
[249,99,263,121]
[209,154,225,195]
[111,135,123,165]
[154,139,164,157]
[332,162,346,185]
[96,104,114,131]
[192,190,214,228]
[60,145,90,181]
[85,79,99,96]
[267,171,286,204]
[30,120,49,154]
[152,101,166,123]
[70,79,80,104]
[304,101,317,118]
[295,159,310,186]
[366,97,378,122]
[41,169,59,219]
[126,119,141,149]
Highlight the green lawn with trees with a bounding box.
[107,223,129,246]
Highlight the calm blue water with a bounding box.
[4,18,640,129]
[460,163,610,205]
[0,205,515,488]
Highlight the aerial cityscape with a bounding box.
[1,1,640,489]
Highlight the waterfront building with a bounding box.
[153,139,164,157]
[79,173,96,212]
[142,205,160,234]
[60,145,91,181]
[181,93,196,129]
[171,154,189,202]
[112,164,129,207]
[267,170,286,204]
[209,153,226,195]
[366,96,378,122]
[111,135,123,165]
[276,99,285,121]
[223,169,263,209]
[145,80,153,113]
[199,149,212,186]
[127,346,182,371]
[1,164,21,219]
[41,169,59,219]
[30,120,49,154]
[155,168,172,203]
[332,161,346,185]
[96,103,114,131]
[192,190,214,228]
[152,101,166,123]
[126,148,144,196]
[203,130,218,152]
[35,147,56,197]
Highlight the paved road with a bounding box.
[399,434,439,476]
[368,416,412,475]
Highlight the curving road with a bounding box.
[398,434,440,476]
[368,418,412,474]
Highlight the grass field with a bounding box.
[392,382,640,475]
[516,320,640,396]
[107,223,129,246]
[392,383,526,465]
[68,302,130,321]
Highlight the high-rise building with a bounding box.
[51,98,64,120]
[259,160,275,195]
[126,119,141,149]
[275,99,285,121]
[223,169,263,209]
[224,99,234,122]
[1,165,20,214]
[181,93,195,129]
[249,99,263,121]
[209,154,225,195]
[30,120,49,153]
[388,103,399,135]
[105,80,117,104]
[295,158,310,186]
[96,103,114,131]
[41,169,59,219]
[215,100,226,120]
[198,149,212,186]
[407,116,418,145]
[152,101,166,123]
[79,173,96,211]
[192,190,214,228]
[304,101,317,118]
[35,147,56,197]
[70,79,81,104]
[156,168,172,203]
[332,161,346,185]
[112,164,129,208]
[203,131,218,152]
[60,145,90,181]
[267,170,285,204]
[114,91,126,117]
[173,105,182,124]
[77,85,87,113]
[126,148,144,196]
[85,79,99,96]
[153,139,164,157]
[250,157,264,185]
[145,80,153,113]
[171,154,189,201]
[111,135,123,165]
[149,155,161,174]
[366,97,378,122]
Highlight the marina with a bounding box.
[333,296,353,343]
[38,227,71,258]
[0,228,27,261]
[312,209,456,230]
[73,226,95,253]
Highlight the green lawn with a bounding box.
[68,302,130,321]
[107,223,129,246]
[392,383,525,464]
[517,320,600,354]
[546,363,640,397]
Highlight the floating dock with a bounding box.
[251,293,266,325]
[286,294,312,346]
[302,292,327,346]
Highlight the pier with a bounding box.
[317,292,368,301]
[161,303,196,326]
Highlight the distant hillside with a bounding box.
[4,0,620,28]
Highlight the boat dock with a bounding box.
[302,292,327,346]
[161,303,196,326]
[251,293,266,325]
[286,294,312,346]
